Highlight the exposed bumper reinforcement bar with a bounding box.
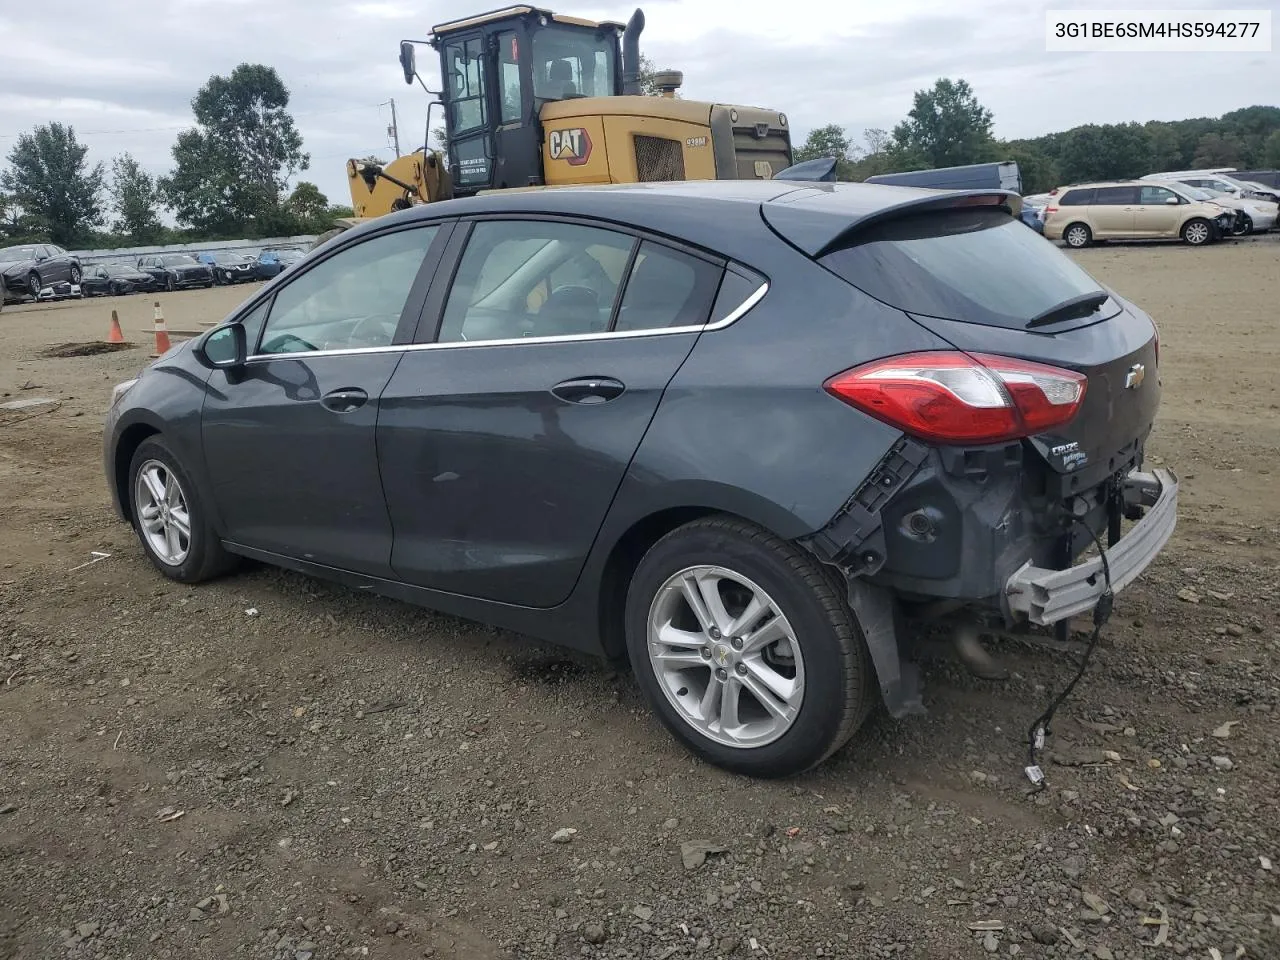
[1004,468,1178,626]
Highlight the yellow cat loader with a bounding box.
[338,5,793,230]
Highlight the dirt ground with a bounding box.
[1,241,1278,960]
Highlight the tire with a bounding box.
[624,516,875,778]
[127,436,235,583]
[165,275,175,292]
[1231,215,1253,237]
[1062,223,1092,248]
[1181,218,1213,246]
[26,271,40,297]
[69,264,82,284]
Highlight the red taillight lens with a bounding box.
[824,351,1087,444]
[1045,205,1058,215]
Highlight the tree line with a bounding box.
[793,79,1280,194]
[0,64,354,250]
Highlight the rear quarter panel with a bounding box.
[600,242,957,544]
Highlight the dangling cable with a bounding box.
[1025,515,1114,791]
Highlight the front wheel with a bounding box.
[127,437,235,583]
[1231,214,1253,237]
[1182,218,1213,246]
[625,517,875,778]
[26,271,41,297]
[165,275,175,292]
[69,264,82,284]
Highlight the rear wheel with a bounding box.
[1182,218,1213,246]
[625,516,874,778]
[1063,223,1092,248]
[127,437,235,583]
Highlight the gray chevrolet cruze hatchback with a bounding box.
[104,180,1177,777]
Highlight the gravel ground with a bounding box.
[1,242,1279,960]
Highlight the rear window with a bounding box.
[1058,189,1094,206]
[819,208,1110,330]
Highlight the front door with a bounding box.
[1133,184,1183,237]
[379,218,726,607]
[442,33,496,193]
[201,223,446,576]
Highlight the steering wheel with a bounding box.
[347,313,399,348]
[260,332,318,354]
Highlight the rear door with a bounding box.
[1087,185,1139,237]
[378,217,725,607]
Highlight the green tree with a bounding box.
[1265,129,1280,167]
[1054,123,1151,183]
[287,181,329,224]
[0,122,104,245]
[1191,132,1241,168]
[109,152,163,243]
[793,124,852,164]
[161,63,309,235]
[891,78,995,169]
[1145,122,1187,171]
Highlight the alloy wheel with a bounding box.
[1065,225,1089,247]
[646,565,805,749]
[134,459,191,566]
[1185,221,1210,245]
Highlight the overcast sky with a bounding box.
[0,0,1275,218]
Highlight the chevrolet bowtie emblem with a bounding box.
[1125,363,1146,389]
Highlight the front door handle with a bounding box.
[551,376,625,404]
[321,387,369,413]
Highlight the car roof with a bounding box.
[350,180,1020,261]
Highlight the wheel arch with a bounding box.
[112,422,162,523]
[591,489,816,662]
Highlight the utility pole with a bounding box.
[383,98,401,157]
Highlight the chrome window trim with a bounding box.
[243,280,768,363]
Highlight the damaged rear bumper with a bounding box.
[1003,468,1178,625]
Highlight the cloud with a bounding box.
[0,0,1275,223]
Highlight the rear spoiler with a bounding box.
[761,188,1023,258]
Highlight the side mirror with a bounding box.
[399,41,416,86]
[1165,196,1179,205]
[35,252,48,262]
[195,323,247,370]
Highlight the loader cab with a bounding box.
[430,6,626,195]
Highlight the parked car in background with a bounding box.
[1194,186,1278,235]
[203,252,259,285]
[103,180,1175,778]
[82,263,159,297]
[137,254,214,291]
[0,243,83,299]
[1044,180,1235,247]
[1019,203,1045,233]
[1144,170,1280,205]
[253,246,307,280]
[865,160,1022,193]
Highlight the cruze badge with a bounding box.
[1125,363,1146,389]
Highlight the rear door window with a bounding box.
[1092,186,1139,204]
[818,208,1113,331]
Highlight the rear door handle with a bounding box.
[551,376,625,404]
[321,387,369,413]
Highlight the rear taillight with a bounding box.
[824,351,1087,444]
[1045,205,1058,215]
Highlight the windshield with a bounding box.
[1165,183,1213,201]
[0,246,37,261]
[162,255,197,266]
[531,24,616,100]
[820,208,1110,330]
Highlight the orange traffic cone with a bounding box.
[106,309,124,344]
[150,301,172,358]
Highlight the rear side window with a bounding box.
[613,242,721,332]
[818,208,1109,330]
[710,267,765,324]
[1058,189,1094,206]
[1093,186,1138,204]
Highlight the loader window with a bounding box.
[531,25,616,100]
[498,31,522,123]
[445,37,486,133]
